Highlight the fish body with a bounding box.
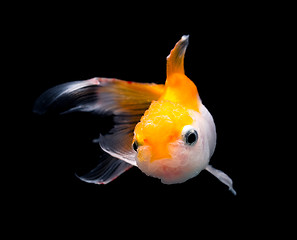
[34,35,236,195]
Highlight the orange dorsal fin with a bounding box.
[166,35,189,77]
[161,35,200,112]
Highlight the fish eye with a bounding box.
[132,140,139,152]
[182,125,198,146]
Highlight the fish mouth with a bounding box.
[136,157,191,184]
[135,143,203,184]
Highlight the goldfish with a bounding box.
[34,35,236,195]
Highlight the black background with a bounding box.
[9,2,277,237]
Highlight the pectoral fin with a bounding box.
[205,165,237,195]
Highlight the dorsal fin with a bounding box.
[161,35,200,112]
[166,35,189,77]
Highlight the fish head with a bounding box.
[133,100,211,184]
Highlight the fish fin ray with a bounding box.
[76,154,132,184]
[205,165,237,195]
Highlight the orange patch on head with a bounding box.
[134,100,193,162]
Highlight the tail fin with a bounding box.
[33,78,101,115]
[33,77,164,116]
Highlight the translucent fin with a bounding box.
[76,154,132,184]
[205,165,237,195]
[166,35,189,77]
[99,115,139,166]
[33,78,101,114]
